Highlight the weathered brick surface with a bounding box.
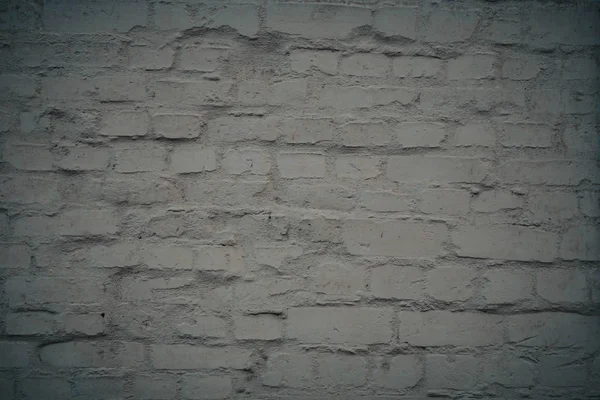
[1,0,598,397]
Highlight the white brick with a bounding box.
[153,113,202,139]
[20,378,70,400]
[114,143,167,173]
[141,245,194,269]
[448,55,495,80]
[371,266,424,299]
[420,189,471,215]
[398,311,503,346]
[426,267,477,302]
[339,121,391,147]
[500,122,553,147]
[562,226,600,261]
[100,111,148,137]
[129,46,173,70]
[290,50,338,74]
[502,58,543,80]
[5,277,105,308]
[287,307,393,344]
[281,118,334,144]
[180,46,229,72]
[537,269,588,303]
[373,7,417,38]
[455,122,495,147]
[3,143,54,171]
[151,345,252,370]
[40,341,144,367]
[388,156,489,183]
[563,57,598,79]
[453,225,558,262]
[373,355,421,389]
[171,145,217,173]
[474,190,523,212]
[580,192,600,217]
[266,3,371,39]
[132,375,178,400]
[6,313,57,335]
[335,156,380,179]
[359,191,411,212]
[238,79,306,106]
[183,180,267,207]
[94,75,146,102]
[527,192,578,222]
[63,314,105,336]
[57,146,111,171]
[197,246,245,273]
[481,269,532,304]
[181,375,232,399]
[177,315,228,338]
[102,177,181,205]
[483,356,536,387]
[393,56,442,78]
[223,149,270,175]
[497,160,599,186]
[255,245,303,269]
[277,153,326,178]
[0,341,30,367]
[262,353,312,388]
[280,184,355,211]
[426,354,477,389]
[396,122,446,147]
[234,315,282,340]
[539,355,586,387]
[154,79,232,106]
[59,210,119,236]
[344,220,448,257]
[319,86,417,109]
[208,116,279,142]
[425,10,479,43]
[0,245,31,269]
[340,54,389,77]
[482,10,521,44]
[316,354,368,386]
[314,262,365,298]
[71,243,139,268]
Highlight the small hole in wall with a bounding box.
[101,313,105,318]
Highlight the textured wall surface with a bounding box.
[0,0,599,399]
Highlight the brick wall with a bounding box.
[0,0,599,398]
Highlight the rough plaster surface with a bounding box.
[0,0,599,399]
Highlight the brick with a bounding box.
[393,57,442,78]
[153,113,202,139]
[398,311,503,346]
[426,267,477,302]
[373,7,417,38]
[13,215,56,237]
[266,3,370,39]
[371,266,424,299]
[113,143,168,173]
[396,122,446,147]
[481,269,532,304]
[339,121,391,147]
[344,219,448,257]
[171,145,217,173]
[420,189,471,215]
[20,378,70,400]
[448,55,495,80]
[563,116,598,156]
[539,355,586,387]
[132,375,178,399]
[388,156,488,183]
[6,276,104,308]
[0,245,31,268]
[290,50,338,74]
[497,160,598,186]
[6,312,57,335]
[425,354,477,389]
[340,54,389,77]
[154,80,232,106]
[359,191,411,212]
[281,118,334,144]
[580,192,600,217]
[94,76,145,102]
[537,269,587,303]
[314,262,365,298]
[453,225,558,262]
[59,210,119,236]
[3,143,54,171]
[319,86,417,109]
[43,0,147,32]
[40,341,144,367]
[483,356,535,387]
[563,57,598,79]
[63,314,105,336]
[197,246,245,273]
[507,313,599,349]
[502,58,543,80]
[527,192,578,222]
[482,10,521,44]
[177,315,228,338]
[560,225,600,261]
[277,153,326,178]
[180,46,229,72]
[0,74,36,98]
[100,111,148,137]
[141,244,194,269]
[287,307,393,344]
[0,341,30,367]
[223,149,270,175]
[424,9,479,42]
[234,315,282,340]
[208,116,279,142]
[500,122,553,148]
[474,190,523,212]
[155,2,259,37]
[129,46,173,70]
[72,378,123,400]
[102,177,181,205]
[182,180,267,207]
[420,87,526,114]
[238,79,306,106]
[262,353,312,388]
[279,184,355,211]
[373,355,421,389]
[317,354,368,386]
[21,41,122,68]
[71,243,139,268]
[151,345,252,370]
[181,375,232,399]
[57,146,111,171]
[527,8,600,47]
